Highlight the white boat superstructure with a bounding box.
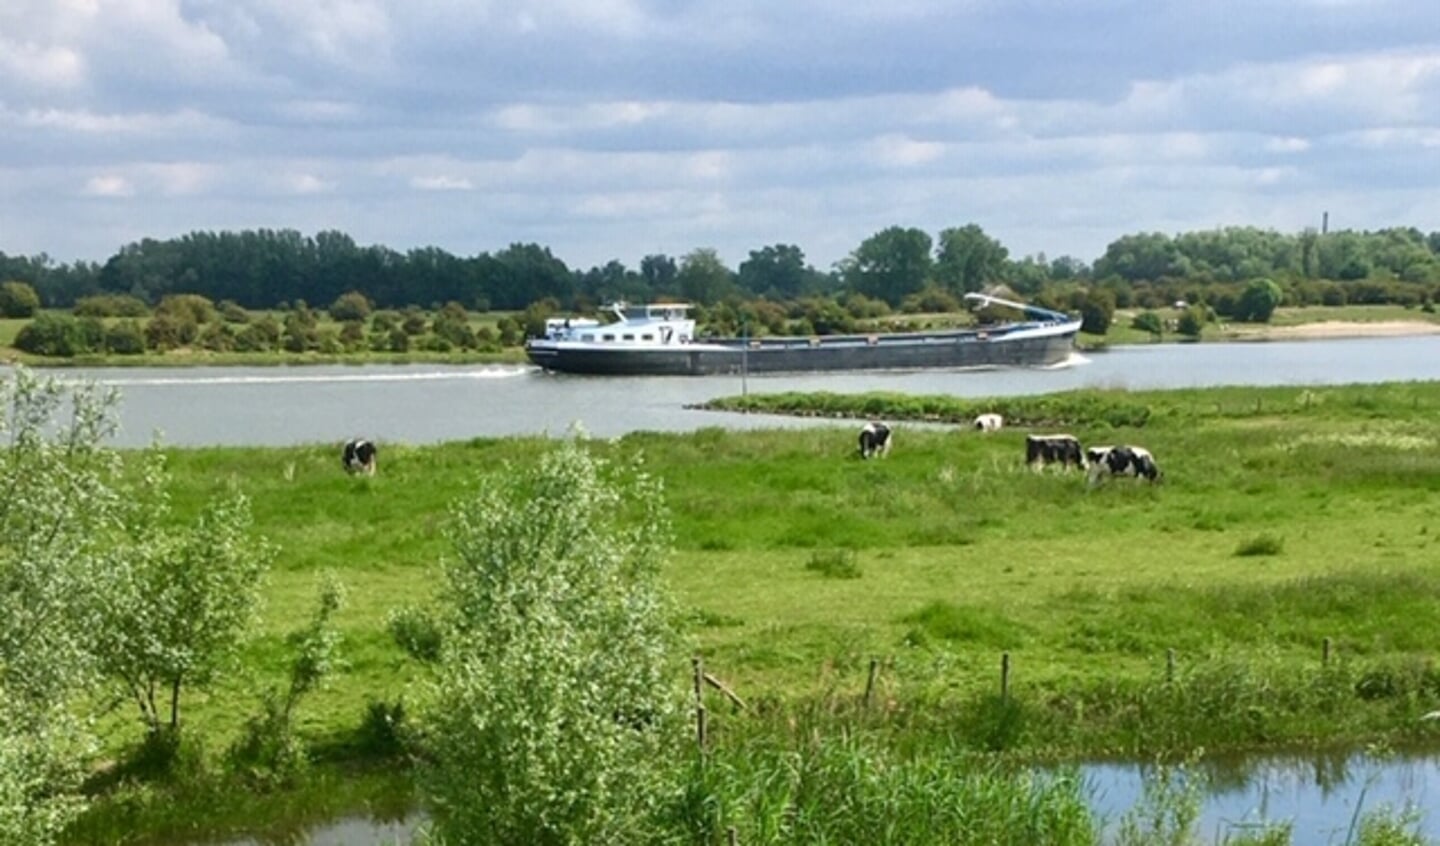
[539,302,703,348]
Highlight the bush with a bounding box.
[329,291,373,322]
[217,300,251,323]
[1080,289,1116,335]
[74,293,148,318]
[805,549,862,579]
[14,313,92,357]
[104,320,146,355]
[155,294,215,325]
[1131,311,1164,338]
[1235,278,1283,323]
[386,606,443,662]
[422,441,685,844]
[0,280,41,317]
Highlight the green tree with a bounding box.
[677,248,736,305]
[1176,305,1208,339]
[737,244,825,299]
[1,369,124,844]
[1235,278,1284,323]
[842,227,933,307]
[0,280,41,317]
[94,450,272,741]
[421,439,685,844]
[935,224,1009,294]
[1079,288,1116,335]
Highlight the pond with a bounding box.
[210,749,1440,845]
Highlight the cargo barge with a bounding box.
[525,293,1080,376]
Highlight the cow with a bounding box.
[342,438,378,476]
[1086,445,1160,485]
[974,413,1004,432]
[858,422,892,459]
[1025,434,1085,471]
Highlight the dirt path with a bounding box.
[1221,320,1440,341]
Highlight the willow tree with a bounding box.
[421,438,686,845]
[0,368,121,844]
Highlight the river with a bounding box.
[19,334,1440,448]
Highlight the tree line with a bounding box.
[4,223,1440,319]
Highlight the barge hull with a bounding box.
[528,327,1078,376]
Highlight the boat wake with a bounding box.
[1039,351,1091,370]
[81,365,537,388]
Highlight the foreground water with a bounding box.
[211,750,1440,845]
[19,334,1440,447]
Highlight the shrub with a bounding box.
[1235,278,1284,323]
[0,280,41,317]
[74,293,148,318]
[217,300,251,323]
[421,440,685,844]
[1234,534,1284,557]
[805,549,862,579]
[1131,311,1164,338]
[104,320,146,355]
[1080,288,1116,335]
[329,291,373,322]
[14,313,91,357]
[155,294,215,325]
[386,605,443,663]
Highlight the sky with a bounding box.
[3,0,1440,274]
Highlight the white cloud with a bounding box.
[83,174,133,197]
[410,175,474,191]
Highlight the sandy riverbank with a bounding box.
[1222,320,1440,341]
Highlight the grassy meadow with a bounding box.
[62,379,1440,844]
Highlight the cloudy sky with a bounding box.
[3,0,1439,273]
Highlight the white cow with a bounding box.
[973,413,1004,432]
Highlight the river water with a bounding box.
[11,336,1440,843]
[21,334,1440,448]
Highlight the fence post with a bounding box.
[727,826,738,846]
[864,657,879,708]
[1001,652,1011,700]
[696,703,708,752]
[1166,648,1175,683]
[692,656,704,706]
[1323,637,1332,665]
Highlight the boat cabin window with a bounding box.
[582,334,594,341]
[603,334,615,341]
[623,334,635,341]
[641,334,654,341]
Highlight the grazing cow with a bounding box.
[858,422,892,459]
[1025,434,1085,471]
[973,413,1004,432]
[342,438,378,476]
[1086,445,1159,485]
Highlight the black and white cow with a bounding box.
[1086,445,1159,485]
[858,422,893,459]
[342,438,378,475]
[973,413,1004,432]
[1025,434,1085,470]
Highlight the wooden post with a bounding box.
[1166,648,1175,683]
[1323,637,1332,665]
[692,656,704,707]
[863,657,879,708]
[727,826,738,846]
[1001,652,1011,700]
[696,703,708,751]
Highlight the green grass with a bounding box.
[57,380,1440,843]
